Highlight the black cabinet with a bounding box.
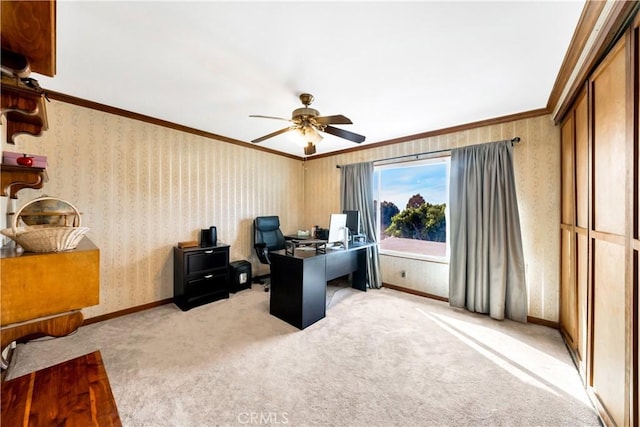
[174,244,230,311]
[270,251,327,329]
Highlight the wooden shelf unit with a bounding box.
[0,77,49,145]
[1,164,48,199]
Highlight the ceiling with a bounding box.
[35,1,586,158]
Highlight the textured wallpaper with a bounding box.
[2,102,560,322]
[2,101,304,318]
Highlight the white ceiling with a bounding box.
[36,1,585,158]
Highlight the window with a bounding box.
[373,155,450,261]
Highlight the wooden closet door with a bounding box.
[560,115,577,348]
[559,89,588,369]
[558,10,638,425]
[633,14,639,427]
[574,92,589,367]
[589,36,627,427]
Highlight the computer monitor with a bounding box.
[327,213,347,245]
[343,210,360,236]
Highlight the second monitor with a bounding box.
[343,210,361,236]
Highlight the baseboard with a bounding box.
[82,298,174,326]
[383,283,559,329]
[526,316,559,329]
[382,283,449,302]
[80,286,560,330]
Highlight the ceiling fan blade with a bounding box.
[249,114,292,122]
[251,127,291,143]
[322,125,366,143]
[314,115,353,125]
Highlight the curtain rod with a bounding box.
[336,137,521,168]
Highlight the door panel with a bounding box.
[573,89,589,371]
[561,117,575,225]
[574,93,588,229]
[576,232,588,364]
[592,43,626,236]
[636,250,639,426]
[635,17,640,427]
[592,240,626,426]
[560,229,576,346]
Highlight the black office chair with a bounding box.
[253,216,286,292]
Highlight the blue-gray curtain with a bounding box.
[448,141,527,322]
[340,162,382,289]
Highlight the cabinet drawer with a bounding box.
[186,272,228,297]
[186,249,228,275]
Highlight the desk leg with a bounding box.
[352,248,368,291]
[271,255,327,329]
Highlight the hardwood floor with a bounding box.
[1,351,121,426]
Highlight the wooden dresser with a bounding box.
[0,237,100,350]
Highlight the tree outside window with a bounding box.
[374,156,450,260]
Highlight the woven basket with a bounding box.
[1,197,90,252]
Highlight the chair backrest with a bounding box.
[254,216,286,252]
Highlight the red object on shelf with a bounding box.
[2,151,47,168]
[16,154,33,166]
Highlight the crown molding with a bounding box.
[310,108,549,160]
[549,1,640,124]
[45,90,302,161]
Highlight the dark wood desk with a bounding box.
[269,243,373,329]
[1,350,121,426]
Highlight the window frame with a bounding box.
[374,154,450,264]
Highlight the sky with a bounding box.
[376,162,449,209]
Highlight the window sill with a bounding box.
[380,249,449,265]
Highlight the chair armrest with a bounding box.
[254,242,270,264]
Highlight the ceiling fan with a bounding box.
[250,93,366,155]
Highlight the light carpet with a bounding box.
[8,285,600,426]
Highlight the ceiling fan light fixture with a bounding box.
[299,125,323,144]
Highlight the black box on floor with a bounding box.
[229,260,251,293]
